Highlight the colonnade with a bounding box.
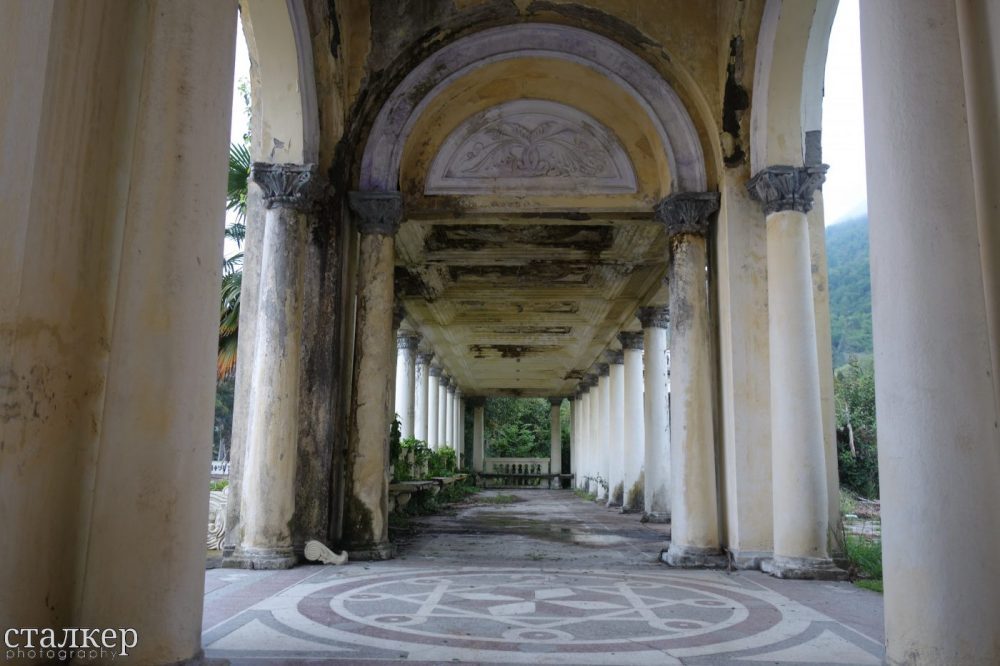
[394,336,466,465]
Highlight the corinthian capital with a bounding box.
[251,163,321,211]
[654,191,720,238]
[746,165,828,215]
[348,190,403,236]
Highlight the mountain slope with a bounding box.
[825,216,873,367]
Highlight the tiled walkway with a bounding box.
[203,490,884,664]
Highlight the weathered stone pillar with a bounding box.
[576,383,591,490]
[748,166,840,578]
[414,352,432,442]
[549,397,563,488]
[394,331,419,438]
[453,388,463,466]
[437,374,450,446]
[861,2,1000,661]
[619,332,646,511]
[445,381,456,449]
[607,352,626,506]
[569,395,577,483]
[639,306,671,522]
[343,191,402,560]
[595,363,611,501]
[231,164,320,570]
[427,364,441,449]
[658,192,726,568]
[471,398,486,472]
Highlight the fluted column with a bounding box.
[657,193,726,568]
[748,167,841,579]
[453,388,464,466]
[394,331,419,438]
[639,307,670,522]
[437,374,449,446]
[619,332,646,512]
[232,164,321,570]
[427,365,441,449]
[549,398,563,488]
[607,352,626,506]
[596,363,611,501]
[445,380,456,450]
[414,352,432,442]
[471,398,486,472]
[342,191,402,560]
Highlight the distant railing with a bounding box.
[211,461,230,476]
[481,457,551,487]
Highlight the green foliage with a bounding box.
[428,448,457,477]
[835,357,879,498]
[485,397,552,458]
[209,479,229,492]
[217,142,251,380]
[826,217,873,367]
[213,376,235,460]
[845,533,882,592]
[574,487,596,502]
[389,415,406,481]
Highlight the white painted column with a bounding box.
[445,381,456,449]
[657,193,726,568]
[577,383,591,490]
[640,307,671,521]
[343,191,403,560]
[472,399,485,472]
[607,352,626,506]
[232,165,320,570]
[426,365,441,449]
[414,352,432,442]
[596,364,611,501]
[549,398,563,488]
[569,395,577,483]
[437,374,449,447]
[861,2,1000,662]
[588,375,600,495]
[619,332,646,512]
[748,166,839,578]
[394,331,419,439]
[453,389,463,467]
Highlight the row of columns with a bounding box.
[394,336,466,463]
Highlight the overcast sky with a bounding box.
[821,0,867,224]
[227,3,867,226]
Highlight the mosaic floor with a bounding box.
[203,490,884,665]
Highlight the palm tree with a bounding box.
[218,142,251,379]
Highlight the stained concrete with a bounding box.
[203,490,884,664]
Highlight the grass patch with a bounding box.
[845,533,883,592]
[573,488,596,502]
[854,579,883,593]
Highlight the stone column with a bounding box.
[748,167,841,578]
[595,363,611,501]
[549,398,563,488]
[453,388,464,466]
[437,374,450,446]
[607,352,626,506]
[445,381,456,449]
[569,395,578,482]
[577,383,591,490]
[585,375,599,494]
[394,331,419,439]
[414,352,432,442]
[640,306,671,522]
[230,164,320,570]
[343,191,403,560]
[619,332,646,511]
[427,365,441,449]
[471,398,486,472]
[657,193,726,568]
[861,2,1000,661]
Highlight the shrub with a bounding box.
[835,357,879,498]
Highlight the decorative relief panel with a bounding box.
[425,100,638,195]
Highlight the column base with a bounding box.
[224,546,298,570]
[642,511,670,524]
[662,543,729,569]
[729,549,773,570]
[347,541,396,561]
[761,555,848,580]
[606,499,622,508]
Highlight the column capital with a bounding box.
[251,162,322,211]
[596,363,610,377]
[440,374,451,388]
[606,350,624,365]
[446,382,457,394]
[416,352,434,365]
[348,190,404,236]
[428,365,443,378]
[746,164,828,215]
[654,191,720,238]
[618,331,644,350]
[582,374,598,389]
[396,331,420,350]
[637,305,669,329]
[549,397,565,407]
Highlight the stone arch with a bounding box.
[750,0,838,171]
[240,0,319,163]
[359,23,707,195]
